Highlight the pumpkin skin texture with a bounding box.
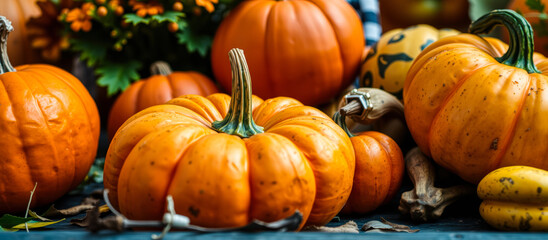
[404,10,548,184]
[0,17,100,213]
[0,0,40,66]
[360,24,459,99]
[104,49,355,228]
[211,0,364,106]
[107,61,218,139]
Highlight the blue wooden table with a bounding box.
[3,178,547,240]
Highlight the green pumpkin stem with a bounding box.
[333,111,355,138]
[212,48,264,138]
[469,9,540,74]
[0,16,15,74]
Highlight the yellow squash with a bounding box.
[477,166,548,231]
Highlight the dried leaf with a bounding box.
[70,204,110,228]
[303,221,359,233]
[11,219,65,229]
[362,218,419,233]
[29,210,53,222]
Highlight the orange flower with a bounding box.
[195,0,218,13]
[65,3,95,32]
[130,0,164,17]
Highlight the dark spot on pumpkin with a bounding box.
[490,138,499,150]
[188,161,192,165]
[199,189,204,194]
[150,161,155,166]
[484,96,487,101]
[272,181,277,185]
[519,213,533,230]
[526,128,531,132]
[540,208,544,211]
[53,166,59,172]
[499,177,514,185]
[283,207,290,212]
[312,118,317,120]
[260,181,264,185]
[538,187,542,194]
[189,206,200,217]
[257,153,262,160]
[515,190,519,194]
[443,83,446,87]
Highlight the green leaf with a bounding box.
[0,214,33,229]
[11,219,65,230]
[70,39,108,67]
[123,13,150,25]
[526,0,545,12]
[96,60,142,95]
[176,29,212,57]
[151,11,185,23]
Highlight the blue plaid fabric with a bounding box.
[346,0,381,46]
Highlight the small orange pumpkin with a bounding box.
[0,16,100,213]
[404,10,548,184]
[107,61,218,139]
[104,48,355,228]
[333,108,404,214]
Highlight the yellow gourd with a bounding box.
[477,166,548,231]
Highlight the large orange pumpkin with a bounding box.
[404,10,548,184]
[0,16,100,213]
[0,0,41,66]
[104,49,355,228]
[107,61,218,139]
[211,0,364,106]
[333,111,404,214]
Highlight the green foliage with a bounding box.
[96,61,141,96]
[58,0,242,95]
[526,0,545,12]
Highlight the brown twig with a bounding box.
[398,147,475,222]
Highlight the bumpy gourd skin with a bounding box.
[0,64,100,213]
[477,166,548,231]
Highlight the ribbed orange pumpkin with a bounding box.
[0,0,40,66]
[0,17,100,213]
[404,10,548,184]
[104,49,355,228]
[211,0,364,106]
[333,112,404,214]
[107,61,218,139]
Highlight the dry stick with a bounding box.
[398,148,475,222]
[24,182,38,232]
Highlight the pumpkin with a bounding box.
[379,0,469,32]
[107,61,218,139]
[404,9,548,184]
[360,24,460,99]
[477,166,548,231]
[211,0,364,106]
[0,0,41,66]
[333,110,404,214]
[0,16,100,213]
[103,48,355,228]
[507,0,548,56]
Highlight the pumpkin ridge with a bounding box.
[426,62,499,156]
[21,70,79,191]
[487,70,533,175]
[303,0,345,90]
[3,73,62,208]
[26,65,100,141]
